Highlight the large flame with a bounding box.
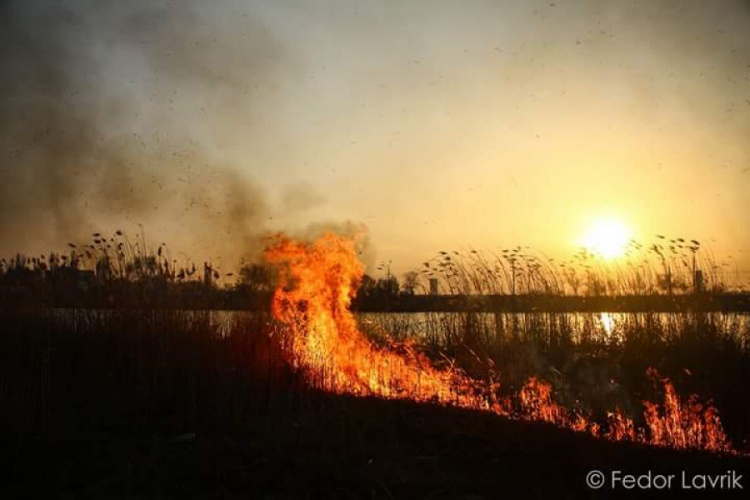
[264,232,502,411]
[264,232,734,454]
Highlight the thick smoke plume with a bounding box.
[0,0,292,266]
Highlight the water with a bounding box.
[42,309,750,346]
[358,311,750,346]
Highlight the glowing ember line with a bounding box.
[264,233,735,454]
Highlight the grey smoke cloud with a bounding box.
[0,0,290,266]
[281,182,327,213]
[1,0,748,274]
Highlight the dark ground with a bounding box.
[3,393,749,499]
[1,308,748,499]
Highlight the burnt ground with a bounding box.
[3,392,748,499]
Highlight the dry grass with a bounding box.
[414,235,745,296]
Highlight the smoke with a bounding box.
[286,220,378,273]
[0,0,288,266]
[2,0,747,272]
[281,182,327,213]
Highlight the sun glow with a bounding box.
[581,218,631,259]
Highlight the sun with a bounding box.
[581,218,631,259]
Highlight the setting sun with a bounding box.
[581,218,631,259]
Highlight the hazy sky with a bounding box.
[1,0,749,275]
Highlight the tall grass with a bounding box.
[2,231,749,450]
[414,235,745,296]
[0,308,296,435]
[360,310,750,448]
[1,306,749,455]
[0,229,224,286]
[3,231,746,302]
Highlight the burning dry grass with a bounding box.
[516,372,732,452]
[265,232,503,412]
[264,232,736,454]
[2,261,745,496]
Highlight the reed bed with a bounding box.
[2,231,749,453]
[359,309,750,447]
[413,235,746,296]
[0,308,297,436]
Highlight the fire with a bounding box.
[640,368,731,452]
[264,232,735,454]
[264,233,503,411]
[518,376,572,426]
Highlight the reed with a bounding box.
[413,235,745,297]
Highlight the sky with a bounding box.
[1,0,749,276]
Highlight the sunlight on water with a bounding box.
[47,309,750,346]
[357,311,750,346]
[599,312,615,339]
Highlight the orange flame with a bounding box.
[640,369,731,452]
[265,233,504,411]
[518,376,571,426]
[264,232,735,454]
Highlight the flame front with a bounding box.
[265,232,502,411]
[264,233,735,454]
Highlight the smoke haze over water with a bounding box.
[1,0,749,273]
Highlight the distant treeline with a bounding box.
[2,272,749,312]
[2,230,749,312]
